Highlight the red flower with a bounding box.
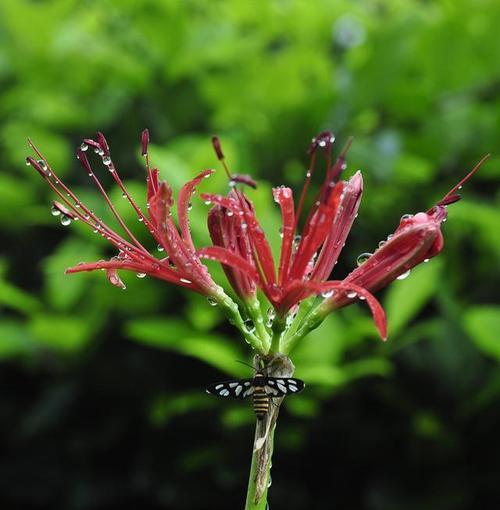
[201,133,488,341]
[28,129,487,352]
[27,131,221,297]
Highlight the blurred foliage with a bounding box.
[0,0,499,509]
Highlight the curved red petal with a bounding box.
[197,246,261,284]
[312,172,363,281]
[280,280,387,340]
[147,168,160,202]
[178,168,215,250]
[148,181,173,228]
[200,193,241,213]
[346,215,440,292]
[106,268,127,290]
[273,186,295,285]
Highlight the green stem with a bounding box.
[245,421,274,509]
[216,291,265,353]
[281,302,325,354]
[244,355,295,509]
[246,296,271,352]
[281,296,317,342]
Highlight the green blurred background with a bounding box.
[1,0,499,508]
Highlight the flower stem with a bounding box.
[244,354,295,509]
[270,316,287,353]
[281,303,324,354]
[246,296,271,352]
[216,291,265,352]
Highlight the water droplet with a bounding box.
[122,193,127,199]
[157,244,164,252]
[356,252,372,266]
[136,273,146,278]
[321,289,334,298]
[378,240,386,248]
[187,202,193,211]
[102,156,111,166]
[346,291,357,298]
[266,308,275,327]
[50,205,61,216]
[424,258,429,263]
[60,215,72,226]
[80,142,88,151]
[97,148,104,156]
[293,235,301,247]
[306,171,312,178]
[397,269,411,280]
[241,222,247,230]
[204,200,212,205]
[226,210,234,217]
[37,159,48,171]
[138,216,144,222]
[180,278,192,284]
[278,227,284,238]
[243,319,255,334]
[400,213,413,221]
[207,297,218,306]
[268,474,272,488]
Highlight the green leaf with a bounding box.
[298,357,392,387]
[0,276,40,315]
[463,306,500,360]
[126,318,248,376]
[42,238,101,311]
[29,314,92,352]
[149,392,216,426]
[0,320,37,358]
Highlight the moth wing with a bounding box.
[264,377,305,397]
[206,378,254,399]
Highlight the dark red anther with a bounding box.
[433,154,490,210]
[26,157,47,176]
[96,132,110,155]
[229,174,257,189]
[437,194,461,206]
[307,131,336,156]
[141,129,150,156]
[52,200,77,219]
[83,138,100,149]
[212,136,224,160]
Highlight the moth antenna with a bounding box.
[236,359,256,371]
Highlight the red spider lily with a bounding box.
[200,133,488,340]
[27,131,221,296]
[339,155,490,301]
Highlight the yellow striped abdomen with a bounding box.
[253,387,269,420]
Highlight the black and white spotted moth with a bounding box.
[206,370,305,420]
